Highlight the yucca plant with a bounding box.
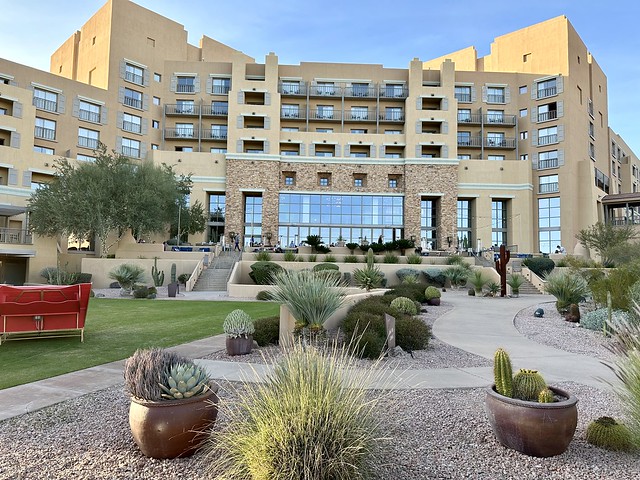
[202,341,386,479]
[543,269,590,313]
[108,263,146,294]
[468,270,488,294]
[444,265,470,289]
[507,274,525,296]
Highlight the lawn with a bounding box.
[0,298,279,389]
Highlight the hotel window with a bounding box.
[385,130,402,134]
[458,131,472,146]
[519,108,527,117]
[486,132,505,147]
[212,77,230,94]
[175,123,194,137]
[284,175,295,186]
[211,147,227,153]
[318,174,331,186]
[384,83,405,98]
[34,146,54,155]
[520,131,528,140]
[457,200,473,248]
[316,105,334,119]
[589,143,596,160]
[281,80,301,95]
[176,76,195,93]
[421,198,438,249]
[538,150,559,169]
[316,128,333,133]
[539,174,559,194]
[122,113,142,133]
[153,96,160,106]
[538,197,560,254]
[537,78,557,99]
[385,107,403,121]
[486,86,505,103]
[388,178,398,188]
[124,63,144,85]
[354,178,363,187]
[588,122,595,139]
[454,86,471,102]
[34,117,56,140]
[486,109,504,123]
[488,155,505,161]
[537,103,558,122]
[152,120,159,129]
[491,200,508,246]
[0,108,5,115]
[33,87,58,112]
[281,104,300,118]
[519,85,527,95]
[177,99,195,114]
[211,125,227,139]
[77,154,96,162]
[154,73,161,82]
[458,154,471,160]
[122,138,141,158]
[315,82,335,96]
[350,106,368,120]
[123,87,142,109]
[351,129,367,134]
[458,109,472,122]
[351,83,370,97]
[79,100,101,123]
[78,127,99,149]
[282,127,299,132]
[212,101,228,115]
[595,168,609,193]
[538,126,558,145]
[151,144,159,150]
[353,174,366,187]
[520,154,528,161]
[243,195,263,244]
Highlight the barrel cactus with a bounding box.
[538,388,555,403]
[493,348,513,398]
[223,309,255,338]
[424,286,441,300]
[390,296,418,315]
[586,417,634,452]
[159,362,210,400]
[513,369,547,401]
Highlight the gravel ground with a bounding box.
[1,299,638,479]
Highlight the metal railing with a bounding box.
[34,126,55,140]
[165,104,198,115]
[538,158,559,169]
[311,84,341,96]
[485,137,516,148]
[457,136,482,147]
[538,134,558,146]
[211,85,230,94]
[310,110,337,120]
[79,109,100,123]
[176,84,195,93]
[380,112,404,122]
[123,96,142,109]
[484,114,516,125]
[0,228,32,245]
[454,93,471,102]
[279,82,307,95]
[164,128,196,139]
[202,130,227,140]
[487,94,505,103]
[344,86,375,98]
[281,109,305,119]
[78,136,99,149]
[537,110,557,122]
[611,217,640,226]
[33,97,57,112]
[379,86,408,99]
[125,71,143,85]
[344,110,376,121]
[457,113,482,123]
[122,121,141,133]
[201,105,228,116]
[537,86,557,99]
[539,182,559,194]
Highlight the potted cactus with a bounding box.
[224,309,255,356]
[424,286,441,306]
[124,348,218,459]
[485,348,578,457]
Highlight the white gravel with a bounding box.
[1,299,639,479]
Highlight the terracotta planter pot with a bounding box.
[226,335,253,356]
[427,298,441,306]
[485,385,577,457]
[129,384,218,459]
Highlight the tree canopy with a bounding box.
[575,221,636,267]
[28,145,194,256]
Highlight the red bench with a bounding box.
[0,283,92,344]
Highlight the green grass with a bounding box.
[0,298,279,389]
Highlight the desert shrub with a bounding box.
[355,330,388,359]
[344,255,359,263]
[345,242,359,253]
[253,316,280,346]
[40,266,79,285]
[506,274,525,292]
[423,269,446,287]
[323,254,337,262]
[406,254,422,265]
[75,273,93,284]
[383,253,399,264]
[256,290,272,301]
[444,265,469,288]
[203,342,386,478]
[307,254,317,262]
[396,268,421,283]
[369,243,386,254]
[446,255,466,266]
[390,297,418,315]
[580,308,633,332]
[589,263,640,311]
[384,283,427,303]
[255,251,272,262]
[283,251,297,262]
[401,274,420,285]
[133,285,150,298]
[316,245,331,254]
[523,257,555,278]
[249,261,285,285]
[178,273,189,285]
[544,269,590,313]
[353,249,385,291]
[487,282,500,296]
[384,241,398,252]
[342,272,352,286]
[424,286,441,300]
[556,256,600,269]
[395,316,431,351]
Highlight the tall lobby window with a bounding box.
[538,197,560,254]
[244,195,263,245]
[421,198,438,249]
[208,193,226,243]
[457,200,472,248]
[491,200,508,246]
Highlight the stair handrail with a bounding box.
[185,257,205,292]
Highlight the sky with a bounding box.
[1,0,639,152]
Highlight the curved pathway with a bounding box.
[0,292,617,420]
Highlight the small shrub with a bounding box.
[133,286,150,298]
[344,255,359,263]
[253,316,280,346]
[589,263,640,311]
[255,251,272,262]
[178,273,189,285]
[324,254,337,263]
[507,274,524,293]
[424,286,441,300]
[384,241,398,252]
[446,255,465,266]
[384,283,427,303]
[468,270,488,293]
[580,308,632,332]
[406,254,422,265]
[108,263,145,291]
[370,243,386,254]
[283,251,297,262]
[423,269,446,287]
[383,253,399,264]
[249,261,285,285]
[487,282,500,296]
[313,263,340,272]
[390,297,418,315]
[75,273,93,284]
[307,254,317,262]
[353,249,384,291]
[544,269,590,313]
[41,266,79,285]
[345,242,359,253]
[444,265,469,288]
[123,348,189,401]
[523,257,555,278]
[316,245,331,254]
[342,272,352,286]
[395,316,431,351]
[256,290,272,301]
[402,274,420,285]
[224,309,255,337]
[356,330,387,359]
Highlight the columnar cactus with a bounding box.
[170,263,177,283]
[493,348,513,398]
[513,369,547,401]
[151,257,165,287]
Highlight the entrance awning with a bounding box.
[0,205,27,217]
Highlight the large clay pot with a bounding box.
[428,298,441,306]
[485,385,577,457]
[129,384,218,459]
[226,335,253,356]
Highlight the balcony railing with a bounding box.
[485,137,516,149]
[211,85,230,95]
[539,182,559,194]
[281,109,305,119]
[33,97,57,112]
[344,110,376,121]
[125,71,144,85]
[78,136,99,149]
[487,94,505,103]
[380,112,404,122]
[0,228,32,245]
[611,216,640,226]
[538,134,558,146]
[164,128,196,139]
[344,86,375,98]
[310,110,336,120]
[454,93,471,102]
[279,82,307,96]
[379,86,408,99]
[124,96,142,109]
[457,113,482,124]
[484,114,516,126]
[311,85,341,97]
[538,158,559,169]
[176,83,195,93]
[122,121,141,133]
[165,104,198,115]
[202,130,228,140]
[457,136,482,147]
[79,109,100,123]
[537,110,557,122]
[201,105,228,116]
[537,86,557,99]
[34,126,55,141]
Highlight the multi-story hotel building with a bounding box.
[0,0,638,284]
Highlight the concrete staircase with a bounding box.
[192,250,241,292]
[516,276,542,294]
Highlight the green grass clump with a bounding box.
[406,254,422,265]
[203,342,386,478]
[0,299,279,389]
[383,253,399,264]
[343,255,359,263]
[255,251,272,262]
[283,251,297,262]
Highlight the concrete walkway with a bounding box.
[0,292,617,421]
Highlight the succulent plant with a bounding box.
[223,309,255,338]
[538,388,555,403]
[123,348,188,401]
[159,363,210,400]
[586,417,634,452]
[390,296,418,315]
[493,348,513,398]
[513,369,547,401]
[424,286,441,300]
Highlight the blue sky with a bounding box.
[1,0,639,152]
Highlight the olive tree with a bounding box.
[576,221,635,267]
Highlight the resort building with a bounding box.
[0,0,638,283]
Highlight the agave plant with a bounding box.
[159,363,210,400]
[543,269,590,313]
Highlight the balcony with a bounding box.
[33,97,57,112]
[454,93,471,103]
[379,86,408,99]
[538,134,558,146]
[34,126,55,141]
[457,113,482,124]
[0,228,32,245]
[379,112,404,123]
[164,128,197,139]
[79,109,100,123]
[344,110,376,122]
[485,137,516,149]
[201,105,228,117]
[537,110,557,122]
[457,136,482,148]
[538,158,559,169]
[344,86,375,98]
[165,104,199,116]
[201,130,227,141]
[281,109,306,120]
[484,114,516,126]
[539,182,559,194]
[78,136,99,149]
[310,84,342,97]
[310,110,337,121]
[537,87,557,99]
[279,82,307,96]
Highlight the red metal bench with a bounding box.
[0,284,92,344]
